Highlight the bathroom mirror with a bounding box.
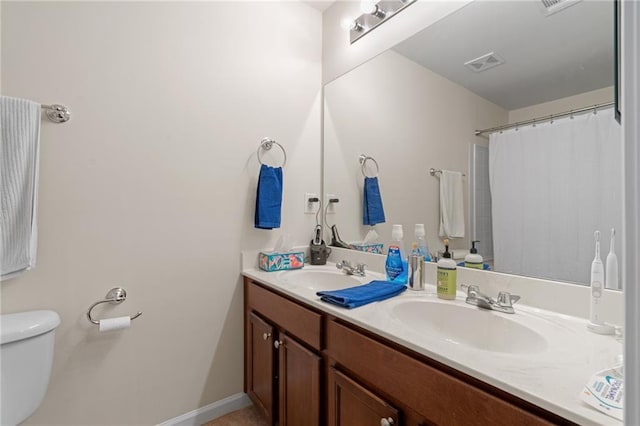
[323,0,622,287]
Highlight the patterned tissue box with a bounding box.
[259,251,305,272]
[352,243,384,254]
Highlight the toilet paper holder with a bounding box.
[86,287,142,325]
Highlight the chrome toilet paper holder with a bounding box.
[86,287,142,325]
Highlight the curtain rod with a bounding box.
[474,100,614,137]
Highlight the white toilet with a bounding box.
[1,310,60,426]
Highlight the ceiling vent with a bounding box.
[540,0,582,16]
[464,52,505,73]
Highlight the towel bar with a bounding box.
[41,104,71,123]
[429,168,466,177]
[257,137,287,167]
[86,287,142,325]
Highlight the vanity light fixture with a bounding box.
[347,0,417,44]
[341,18,364,33]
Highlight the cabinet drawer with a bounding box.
[246,280,322,350]
[327,320,555,426]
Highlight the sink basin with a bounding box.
[388,299,548,354]
[277,269,363,291]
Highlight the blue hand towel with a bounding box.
[254,164,283,229]
[317,280,406,309]
[363,177,386,226]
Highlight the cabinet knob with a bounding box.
[274,340,284,349]
[380,418,394,426]
[262,332,271,340]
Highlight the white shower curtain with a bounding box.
[489,107,622,285]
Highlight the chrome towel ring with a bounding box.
[359,154,379,178]
[86,287,142,325]
[257,137,287,168]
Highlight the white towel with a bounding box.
[438,170,465,238]
[1,96,41,280]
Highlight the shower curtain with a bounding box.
[489,107,622,285]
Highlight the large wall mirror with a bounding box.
[323,0,623,288]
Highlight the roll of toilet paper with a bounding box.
[99,316,131,332]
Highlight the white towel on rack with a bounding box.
[1,96,41,280]
[438,170,465,239]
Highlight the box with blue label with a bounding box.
[352,243,384,254]
[259,251,305,272]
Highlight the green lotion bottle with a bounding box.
[437,240,457,300]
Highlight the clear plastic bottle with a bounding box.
[414,224,431,262]
[385,224,408,284]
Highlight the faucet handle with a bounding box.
[461,284,480,297]
[355,263,366,273]
[497,291,520,307]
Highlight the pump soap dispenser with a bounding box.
[437,239,457,300]
[464,241,483,269]
[588,231,614,334]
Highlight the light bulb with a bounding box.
[360,0,377,14]
[360,1,387,19]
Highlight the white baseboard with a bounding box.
[157,393,252,426]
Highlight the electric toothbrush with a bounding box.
[588,230,614,334]
[606,228,620,290]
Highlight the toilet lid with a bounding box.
[0,310,60,344]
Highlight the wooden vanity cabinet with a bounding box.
[244,279,322,426]
[326,319,569,426]
[246,312,276,423]
[244,277,573,426]
[327,367,400,426]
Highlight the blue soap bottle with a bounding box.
[386,224,408,284]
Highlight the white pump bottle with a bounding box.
[587,231,614,334]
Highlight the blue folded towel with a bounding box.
[363,177,386,226]
[255,164,283,229]
[317,280,406,309]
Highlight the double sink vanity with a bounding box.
[242,250,622,426]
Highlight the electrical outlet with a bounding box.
[304,192,319,214]
[326,193,337,214]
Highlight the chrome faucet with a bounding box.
[463,284,520,314]
[336,260,366,277]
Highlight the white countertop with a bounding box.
[242,263,622,426]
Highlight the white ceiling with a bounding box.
[301,0,337,12]
[392,0,614,110]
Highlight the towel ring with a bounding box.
[86,287,142,325]
[359,154,379,178]
[257,137,287,168]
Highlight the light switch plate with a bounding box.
[304,192,319,214]
[326,193,337,214]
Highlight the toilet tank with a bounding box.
[1,310,60,426]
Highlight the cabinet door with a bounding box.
[328,367,399,426]
[277,332,321,426]
[247,312,275,424]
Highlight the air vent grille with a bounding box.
[464,52,505,73]
[540,0,582,16]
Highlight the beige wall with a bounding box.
[509,86,614,123]
[1,2,321,424]
[322,0,470,84]
[324,49,507,253]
